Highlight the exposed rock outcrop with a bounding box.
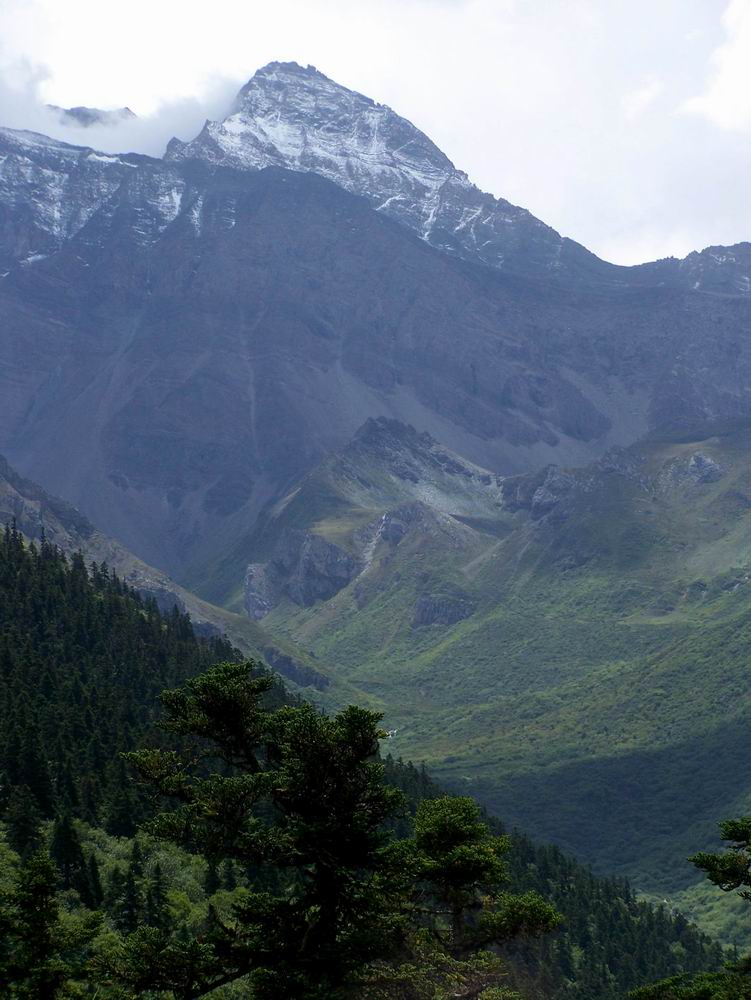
[412,591,476,628]
[244,529,361,618]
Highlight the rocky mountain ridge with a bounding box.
[3,62,749,290]
[47,104,137,128]
[165,61,590,279]
[240,416,502,619]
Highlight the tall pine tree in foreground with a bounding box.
[114,660,559,999]
[634,817,751,1000]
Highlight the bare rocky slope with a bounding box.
[2,74,751,584]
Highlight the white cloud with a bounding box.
[0,64,238,157]
[682,0,751,129]
[621,78,663,121]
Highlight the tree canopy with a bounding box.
[116,661,559,998]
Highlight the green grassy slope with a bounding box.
[242,418,751,937]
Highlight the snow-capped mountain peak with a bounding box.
[166,61,569,275]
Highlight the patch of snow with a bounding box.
[189,194,204,235]
[87,152,133,166]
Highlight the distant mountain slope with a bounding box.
[2,136,751,586]
[239,417,751,934]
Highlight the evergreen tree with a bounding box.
[145,862,170,931]
[3,850,99,997]
[114,661,559,999]
[204,860,221,897]
[49,813,87,897]
[634,816,751,999]
[17,723,55,818]
[113,848,144,936]
[4,785,43,859]
[409,796,560,956]
[86,853,104,910]
[221,859,237,892]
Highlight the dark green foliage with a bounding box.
[0,523,238,829]
[632,971,751,999]
[117,662,558,998]
[0,850,99,997]
[204,860,221,896]
[145,862,170,930]
[121,662,412,997]
[0,529,730,998]
[385,756,725,999]
[49,814,86,894]
[87,854,104,909]
[408,796,559,953]
[4,785,43,859]
[634,817,751,999]
[111,841,146,935]
[691,818,751,897]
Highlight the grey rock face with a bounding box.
[166,63,751,295]
[331,418,505,519]
[658,451,725,492]
[47,105,137,128]
[0,127,180,268]
[243,564,279,619]
[634,242,751,296]
[412,591,476,628]
[530,468,578,522]
[275,529,361,605]
[688,452,724,483]
[244,529,360,617]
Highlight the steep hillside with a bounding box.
[0,453,326,691]
[242,417,751,935]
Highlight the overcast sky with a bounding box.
[1,0,750,265]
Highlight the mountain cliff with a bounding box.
[2,121,751,585]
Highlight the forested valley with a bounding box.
[0,527,736,998]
